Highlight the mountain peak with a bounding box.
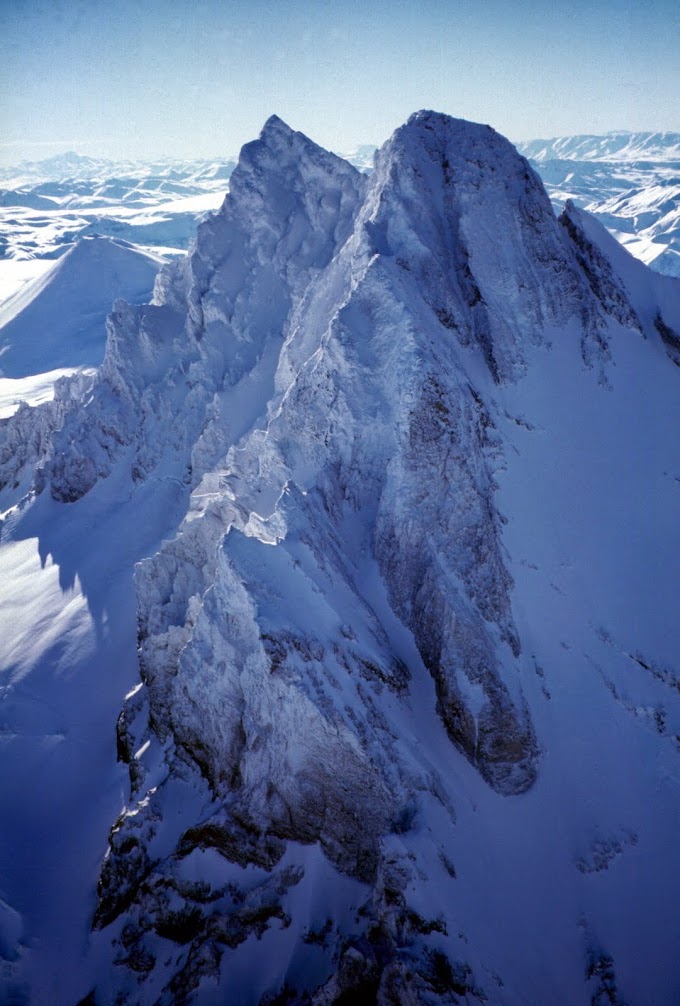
[384,108,519,176]
[359,109,597,382]
[259,112,293,137]
[245,113,323,163]
[230,113,360,199]
[2,113,678,1006]
[405,107,494,134]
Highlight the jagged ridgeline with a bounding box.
[1,112,679,1006]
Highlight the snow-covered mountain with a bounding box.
[0,236,164,421]
[516,131,680,278]
[0,112,679,1006]
[349,130,680,280]
[1,128,676,324]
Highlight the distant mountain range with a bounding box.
[0,154,235,268]
[0,150,236,187]
[514,131,680,277]
[516,130,680,163]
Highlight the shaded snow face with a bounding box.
[2,111,679,1006]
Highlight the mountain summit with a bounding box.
[1,113,679,1006]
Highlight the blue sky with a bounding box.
[1,0,678,163]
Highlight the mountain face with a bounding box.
[0,112,679,1006]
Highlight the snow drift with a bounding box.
[0,236,163,379]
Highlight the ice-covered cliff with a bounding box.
[1,112,679,1006]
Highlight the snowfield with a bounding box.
[0,113,679,1006]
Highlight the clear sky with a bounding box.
[1,0,678,164]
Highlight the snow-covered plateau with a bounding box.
[0,111,679,1006]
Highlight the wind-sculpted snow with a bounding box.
[1,112,679,1006]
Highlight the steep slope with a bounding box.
[0,236,163,378]
[0,113,679,1006]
